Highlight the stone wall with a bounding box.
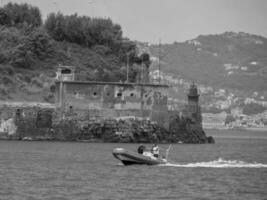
[0,105,214,143]
[0,105,55,139]
[55,81,169,128]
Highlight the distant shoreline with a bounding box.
[204,127,267,132]
[204,128,267,140]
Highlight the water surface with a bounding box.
[0,131,266,200]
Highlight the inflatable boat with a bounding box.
[112,147,167,165]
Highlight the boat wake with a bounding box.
[161,158,267,168]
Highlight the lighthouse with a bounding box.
[187,83,202,125]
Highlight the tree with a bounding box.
[243,103,266,115]
[26,27,54,60]
[0,8,10,25]
[225,114,235,124]
[1,3,42,28]
[44,13,137,63]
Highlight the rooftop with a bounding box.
[55,80,169,88]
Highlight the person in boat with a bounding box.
[137,145,146,154]
[138,145,155,158]
[151,143,159,158]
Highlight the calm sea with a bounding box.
[0,130,267,200]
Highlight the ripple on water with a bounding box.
[0,139,266,200]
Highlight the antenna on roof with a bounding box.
[126,53,129,83]
[158,38,161,84]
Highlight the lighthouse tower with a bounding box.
[187,83,202,125]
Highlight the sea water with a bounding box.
[0,130,266,200]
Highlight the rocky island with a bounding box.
[0,65,214,144]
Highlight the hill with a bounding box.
[149,32,267,91]
[0,3,139,102]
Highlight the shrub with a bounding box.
[243,103,266,115]
[31,77,43,88]
[43,93,55,103]
[11,47,36,68]
[49,84,56,93]
[7,27,54,68]
[225,115,235,124]
[0,7,10,26]
[0,26,25,64]
[24,75,31,83]
[0,85,9,98]
[2,75,13,85]
[0,64,14,75]
[25,27,54,60]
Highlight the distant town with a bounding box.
[150,69,267,130]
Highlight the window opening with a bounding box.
[117,93,122,97]
[61,68,71,74]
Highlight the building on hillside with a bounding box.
[202,112,227,129]
[56,65,75,81]
[231,107,243,117]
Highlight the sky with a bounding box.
[1,0,267,44]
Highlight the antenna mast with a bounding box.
[126,53,129,83]
[158,39,161,84]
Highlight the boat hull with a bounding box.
[112,148,167,165]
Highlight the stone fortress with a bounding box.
[0,54,214,143]
[55,60,202,128]
[56,64,169,128]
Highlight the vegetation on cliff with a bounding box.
[0,2,139,102]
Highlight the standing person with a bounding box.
[151,144,159,158]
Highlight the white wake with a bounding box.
[161,158,267,168]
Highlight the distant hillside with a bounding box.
[148,32,267,91]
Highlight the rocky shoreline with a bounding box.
[0,112,215,144]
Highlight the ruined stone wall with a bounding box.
[0,105,85,141]
[0,105,55,139]
[0,105,214,143]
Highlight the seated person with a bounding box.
[137,145,146,154]
[138,145,156,159]
[151,144,159,158]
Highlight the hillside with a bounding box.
[143,32,267,114]
[149,32,267,91]
[0,3,138,102]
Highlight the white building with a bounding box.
[202,112,227,129]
